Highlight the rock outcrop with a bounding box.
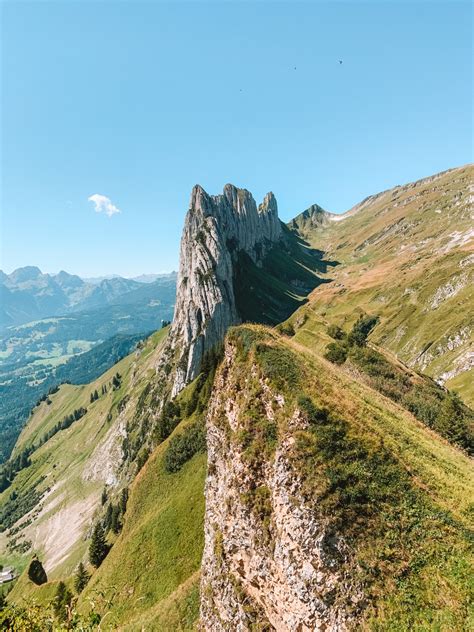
[167,184,281,394]
[200,341,361,631]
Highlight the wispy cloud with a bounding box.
[88,194,121,218]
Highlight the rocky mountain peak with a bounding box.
[54,270,84,289]
[8,266,43,284]
[288,203,330,234]
[167,183,282,394]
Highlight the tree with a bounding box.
[164,422,206,473]
[27,558,47,585]
[0,474,9,493]
[347,315,378,347]
[104,503,113,531]
[74,562,90,594]
[110,505,121,534]
[19,450,31,470]
[53,581,72,620]
[327,324,345,340]
[120,487,129,515]
[157,400,182,441]
[277,322,295,337]
[324,342,348,365]
[89,522,108,568]
[437,391,471,451]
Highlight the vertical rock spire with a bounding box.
[167,183,281,395]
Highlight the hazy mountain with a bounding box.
[81,272,177,285]
[0,269,177,329]
[131,273,176,283]
[80,274,122,285]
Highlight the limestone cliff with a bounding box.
[200,338,361,631]
[167,184,281,394]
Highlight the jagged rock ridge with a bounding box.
[168,183,281,394]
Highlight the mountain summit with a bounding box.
[169,183,282,393]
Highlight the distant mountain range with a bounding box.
[0,267,177,329]
[0,269,177,463]
[82,273,174,285]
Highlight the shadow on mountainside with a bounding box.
[234,224,339,325]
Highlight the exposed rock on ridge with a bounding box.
[200,341,360,631]
[168,184,281,394]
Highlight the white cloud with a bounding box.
[88,193,121,218]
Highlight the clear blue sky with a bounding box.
[1,0,472,277]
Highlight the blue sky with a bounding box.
[1,0,472,277]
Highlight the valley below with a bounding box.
[0,273,176,463]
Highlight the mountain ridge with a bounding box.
[160,182,325,396]
[287,163,473,404]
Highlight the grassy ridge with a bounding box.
[226,325,474,629]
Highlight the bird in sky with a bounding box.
[339,60,343,64]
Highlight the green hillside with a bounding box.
[3,320,472,629]
[288,165,473,405]
[0,328,169,584]
[0,327,213,629]
[78,421,206,630]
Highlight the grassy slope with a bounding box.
[2,328,206,630]
[14,384,85,454]
[227,325,473,630]
[0,329,169,591]
[6,306,473,629]
[288,165,473,405]
[3,326,472,629]
[78,415,206,630]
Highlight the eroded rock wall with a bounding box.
[200,342,361,631]
[168,184,281,394]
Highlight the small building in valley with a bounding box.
[0,566,16,584]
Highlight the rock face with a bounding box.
[200,342,360,631]
[168,184,281,394]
